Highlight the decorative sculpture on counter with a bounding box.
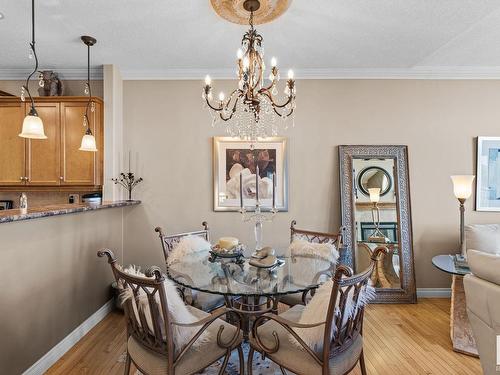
[37,70,64,96]
[112,173,143,201]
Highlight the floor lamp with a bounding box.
[450,175,475,258]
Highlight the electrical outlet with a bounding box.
[68,194,79,204]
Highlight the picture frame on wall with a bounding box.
[213,137,288,212]
[476,136,500,211]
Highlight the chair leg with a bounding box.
[279,365,287,374]
[237,345,245,375]
[247,346,255,375]
[359,350,367,375]
[218,350,231,375]
[124,352,131,375]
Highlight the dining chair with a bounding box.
[98,249,244,375]
[154,222,226,312]
[281,220,344,307]
[248,247,386,375]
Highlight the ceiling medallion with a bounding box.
[210,0,292,25]
[203,0,296,141]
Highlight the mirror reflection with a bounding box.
[353,158,401,289]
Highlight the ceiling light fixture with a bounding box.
[79,35,98,152]
[0,12,5,20]
[203,0,296,141]
[19,0,46,139]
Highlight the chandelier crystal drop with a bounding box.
[202,0,296,141]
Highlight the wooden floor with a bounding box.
[47,298,482,375]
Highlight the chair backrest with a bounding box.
[290,220,344,249]
[97,249,174,362]
[323,246,386,363]
[154,221,210,263]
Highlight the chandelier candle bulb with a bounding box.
[219,92,225,102]
[237,48,243,59]
[271,57,277,67]
[205,75,211,86]
[287,69,294,80]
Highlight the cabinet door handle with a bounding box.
[20,177,24,181]
[59,176,64,180]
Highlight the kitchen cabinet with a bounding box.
[0,97,103,190]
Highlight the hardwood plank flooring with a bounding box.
[46,298,482,375]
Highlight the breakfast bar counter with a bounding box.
[0,200,141,224]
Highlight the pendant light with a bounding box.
[79,35,98,152]
[19,0,47,139]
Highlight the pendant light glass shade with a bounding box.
[80,35,98,152]
[79,133,97,152]
[19,109,46,139]
[19,0,46,140]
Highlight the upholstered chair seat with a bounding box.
[98,249,244,375]
[249,248,385,375]
[249,305,363,375]
[128,305,242,375]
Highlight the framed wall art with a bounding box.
[213,137,288,212]
[476,136,500,211]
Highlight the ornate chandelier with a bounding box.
[203,0,296,141]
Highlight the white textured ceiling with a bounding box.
[1,0,500,79]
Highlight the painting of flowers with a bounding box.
[213,137,288,211]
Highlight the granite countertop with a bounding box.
[0,200,141,224]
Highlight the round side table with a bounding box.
[432,255,478,357]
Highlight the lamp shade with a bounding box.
[79,133,97,152]
[19,115,47,139]
[368,187,381,203]
[451,175,475,200]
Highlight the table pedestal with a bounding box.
[450,275,478,357]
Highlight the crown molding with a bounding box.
[120,66,500,80]
[0,67,103,80]
[2,66,500,81]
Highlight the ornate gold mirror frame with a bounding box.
[339,145,417,303]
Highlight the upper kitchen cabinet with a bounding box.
[0,97,103,190]
[61,100,102,186]
[0,101,26,186]
[25,101,61,185]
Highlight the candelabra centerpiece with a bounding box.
[239,165,277,253]
[203,0,296,141]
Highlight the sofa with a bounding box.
[463,224,500,375]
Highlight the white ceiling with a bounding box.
[2,0,500,79]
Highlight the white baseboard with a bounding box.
[417,288,452,298]
[23,299,114,375]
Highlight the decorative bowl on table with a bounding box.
[208,237,245,264]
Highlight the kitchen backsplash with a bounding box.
[0,191,100,209]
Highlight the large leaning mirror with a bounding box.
[339,145,416,303]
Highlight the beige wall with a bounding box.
[0,80,103,98]
[122,79,500,289]
[0,207,133,374]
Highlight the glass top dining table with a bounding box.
[166,251,335,298]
